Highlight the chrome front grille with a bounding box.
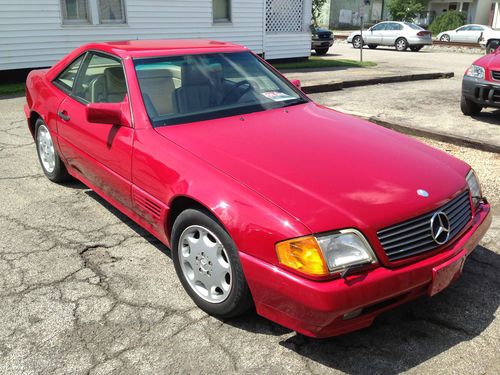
[491,71,500,81]
[377,190,472,261]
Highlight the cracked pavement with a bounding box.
[0,95,499,374]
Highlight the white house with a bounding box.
[426,0,492,25]
[0,0,312,71]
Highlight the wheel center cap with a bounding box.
[196,254,212,274]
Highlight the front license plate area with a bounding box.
[429,250,467,296]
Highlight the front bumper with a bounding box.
[312,39,334,49]
[240,202,491,338]
[462,75,500,108]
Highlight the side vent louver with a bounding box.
[133,190,162,219]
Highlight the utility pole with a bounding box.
[360,0,371,63]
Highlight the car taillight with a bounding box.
[417,31,430,36]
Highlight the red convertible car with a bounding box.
[25,40,491,338]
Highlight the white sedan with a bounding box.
[347,21,432,52]
[437,24,490,43]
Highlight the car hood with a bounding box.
[155,103,469,234]
[473,52,500,71]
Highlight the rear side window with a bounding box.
[53,54,85,93]
[73,53,127,103]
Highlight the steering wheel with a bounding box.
[221,80,255,104]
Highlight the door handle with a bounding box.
[58,110,70,121]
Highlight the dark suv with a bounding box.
[461,51,500,115]
[312,28,334,55]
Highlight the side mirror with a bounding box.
[291,79,301,89]
[86,97,131,127]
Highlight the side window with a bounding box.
[395,23,403,31]
[457,26,469,32]
[53,54,85,93]
[73,53,127,103]
[371,23,386,31]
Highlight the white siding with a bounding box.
[264,0,312,60]
[0,0,266,70]
[264,33,311,59]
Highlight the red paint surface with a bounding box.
[25,40,492,337]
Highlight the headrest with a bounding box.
[181,64,211,86]
[137,69,174,80]
[104,67,126,93]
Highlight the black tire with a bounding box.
[410,45,423,52]
[395,37,408,51]
[171,208,253,318]
[352,35,363,49]
[486,40,499,54]
[460,95,482,116]
[314,47,329,55]
[35,118,70,183]
[368,44,377,49]
[440,34,450,42]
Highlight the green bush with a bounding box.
[429,11,466,35]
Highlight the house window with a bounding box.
[98,0,126,24]
[213,0,231,22]
[61,0,90,23]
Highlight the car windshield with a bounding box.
[405,23,424,30]
[134,52,307,126]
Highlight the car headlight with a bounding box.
[465,65,485,79]
[275,229,377,277]
[466,169,482,207]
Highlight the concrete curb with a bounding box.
[367,116,500,154]
[302,72,454,94]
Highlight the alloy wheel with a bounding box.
[178,225,232,303]
[37,124,56,173]
[353,36,362,49]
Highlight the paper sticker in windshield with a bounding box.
[261,91,295,102]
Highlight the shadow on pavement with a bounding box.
[84,190,171,258]
[471,109,500,126]
[80,184,498,373]
[278,245,499,374]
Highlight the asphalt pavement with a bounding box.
[0,90,499,373]
[301,43,500,151]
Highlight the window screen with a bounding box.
[61,0,90,23]
[98,0,126,23]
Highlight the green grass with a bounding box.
[0,82,26,96]
[272,56,376,70]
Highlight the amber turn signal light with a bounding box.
[276,236,329,277]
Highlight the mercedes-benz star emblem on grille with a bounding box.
[430,212,451,244]
[417,189,429,197]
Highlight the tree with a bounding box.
[312,0,328,27]
[428,11,466,35]
[386,0,429,22]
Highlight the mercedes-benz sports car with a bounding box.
[25,40,491,338]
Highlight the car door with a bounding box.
[56,51,134,209]
[365,23,386,44]
[382,23,403,46]
[470,26,485,43]
[454,26,473,43]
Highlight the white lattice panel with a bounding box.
[266,0,305,33]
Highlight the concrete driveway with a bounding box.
[0,95,499,374]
